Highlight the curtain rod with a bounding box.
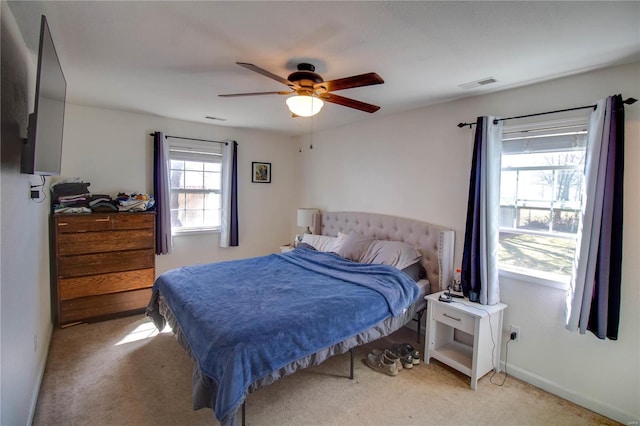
[149,132,229,145]
[457,97,637,129]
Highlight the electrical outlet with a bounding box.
[510,325,520,342]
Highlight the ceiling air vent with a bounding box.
[458,77,497,90]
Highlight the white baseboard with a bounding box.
[27,323,53,425]
[502,361,639,425]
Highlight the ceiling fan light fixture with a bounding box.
[286,94,324,117]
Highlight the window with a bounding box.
[497,117,589,280]
[168,140,222,234]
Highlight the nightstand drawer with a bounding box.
[432,303,474,334]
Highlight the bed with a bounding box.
[146,211,454,425]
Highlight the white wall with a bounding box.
[295,63,640,423]
[61,104,298,274]
[0,4,54,425]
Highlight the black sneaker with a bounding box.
[388,345,414,369]
[392,343,421,365]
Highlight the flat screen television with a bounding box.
[21,15,66,175]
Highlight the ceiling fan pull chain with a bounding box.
[310,114,314,150]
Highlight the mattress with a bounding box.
[415,278,430,310]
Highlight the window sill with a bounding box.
[499,266,569,291]
[172,227,220,236]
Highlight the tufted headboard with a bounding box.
[318,212,455,293]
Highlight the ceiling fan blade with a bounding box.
[319,93,381,113]
[236,62,298,88]
[315,72,384,92]
[219,91,293,97]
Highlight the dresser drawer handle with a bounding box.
[58,222,68,226]
[94,218,110,222]
[443,313,462,322]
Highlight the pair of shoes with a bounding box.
[388,345,414,369]
[371,348,403,371]
[391,343,421,366]
[366,351,398,376]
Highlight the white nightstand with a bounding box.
[424,291,507,390]
[279,245,294,253]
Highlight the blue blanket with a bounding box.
[149,248,418,422]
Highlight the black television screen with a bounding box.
[21,15,66,176]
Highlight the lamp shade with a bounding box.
[286,95,324,117]
[297,208,318,233]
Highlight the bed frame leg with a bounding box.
[349,348,355,380]
[242,401,246,426]
[416,308,426,344]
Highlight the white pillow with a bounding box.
[301,233,346,253]
[337,231,374,262]
[360,239,422,270]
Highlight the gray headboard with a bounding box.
[318,211,455,293]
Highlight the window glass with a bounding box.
[204,171,221,190]
[498,119,588,279]
[168,145,222,233]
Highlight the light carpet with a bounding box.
[33,314,618,425]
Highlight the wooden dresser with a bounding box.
[51,212,156,326]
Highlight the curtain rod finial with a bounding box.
[623,97,637,105]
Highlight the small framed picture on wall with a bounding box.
[252,162,271,183]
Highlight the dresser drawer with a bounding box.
[56,214,112,233]
[111,213,154,230]
[59,268,155,300]
[60,287,152,324]
[58,249,155,278]
[58,229,154,255]
[55,212,155,233]
[432,303,475,335]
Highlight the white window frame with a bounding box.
[168,139,223,235]
[497,116,590,287]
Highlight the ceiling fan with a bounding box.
[219,62,384,117]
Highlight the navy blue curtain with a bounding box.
[153,132,172,254]
[229,141,239,246]
[588,94,624,340]
[461,117,485,300]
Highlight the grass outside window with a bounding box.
[498,232,575,277]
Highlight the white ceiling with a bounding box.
[8,1,640,136]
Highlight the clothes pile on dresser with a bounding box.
[51,179,155,214]
[51,179,93,214]
[115,192,155,212]
[89,195,118,212]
